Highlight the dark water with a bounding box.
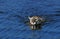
[0,0,60,39]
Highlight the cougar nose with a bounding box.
[33,22,36,24]
[31,22,36,25]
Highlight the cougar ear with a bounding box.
[28,16,31,19]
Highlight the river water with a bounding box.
[0,0,60,39]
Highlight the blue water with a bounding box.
[0,0,60,39]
